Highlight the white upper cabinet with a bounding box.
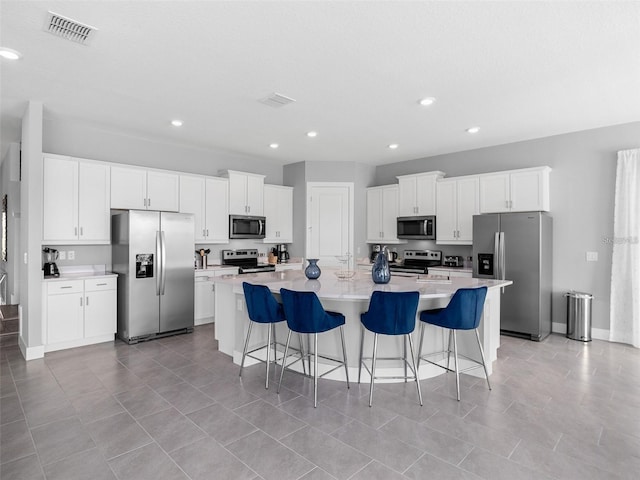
[436,176,479,244]
[263,184,293,243]
[111,165,179,211]
[479,166,551,213]
[397,171,445,216]
[179,175,229,243]
[43,154,110,244]
[366,185,404,244]
[224,170,265,216]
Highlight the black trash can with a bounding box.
[565,291,593,342]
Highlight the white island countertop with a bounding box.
[211,269,512,300]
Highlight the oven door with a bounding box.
[229,215,266,239]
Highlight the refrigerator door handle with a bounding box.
[493,232,500,279]
[156,231,162,296]
[160,231,167,295]
[499,231,506,293]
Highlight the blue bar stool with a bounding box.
[277,288,349,407]
[418,286,491,401]
[359,291,422,407]
[241,282,305,389]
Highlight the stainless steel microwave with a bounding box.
[229,215,266,239]
[397,216,436,240]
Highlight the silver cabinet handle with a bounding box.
[148,198,151,207]
[75,227,78,236]
[61,286,72,289]
[96,283,107,286]
[206,229,209,237]
[80,297,83,306]
[80,227,83,236]
[86,296,89,306]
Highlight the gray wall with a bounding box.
[283,161,376,262]
[376,121,640,333]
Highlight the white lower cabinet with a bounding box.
[43,276,117,352]
[195,275,215,325]
[428,267,472,278]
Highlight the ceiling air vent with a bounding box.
[44,11,97,45]
[259,93,296,108]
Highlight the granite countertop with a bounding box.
[211,269,512,300]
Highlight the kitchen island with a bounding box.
[212,270,512,381]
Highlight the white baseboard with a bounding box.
[18,335,45,360]
[552,322,609,341]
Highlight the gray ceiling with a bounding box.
[2,1,639,165]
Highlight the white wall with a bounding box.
[0,143,21,304]
[375,121,640,332]
[19,102,44,357]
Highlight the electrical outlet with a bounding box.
[59,251,66,260]
[68,250,75,260]
[586,251,598,262]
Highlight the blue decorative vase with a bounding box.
[305,259,321,279]
[372,252,390,284]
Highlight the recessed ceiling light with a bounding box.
[171,119,183,127]
[269,143,279,149]
[306,131,317,138]
[388,144,399,150]
[0,47,22,60]
[466,126,480,134]
[419,97,436,106]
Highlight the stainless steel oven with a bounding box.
[397,216,436,240]
[229,215,266,239]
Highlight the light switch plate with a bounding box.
[59,251,66,260]
[586,251,598,262]
[68,251,75,260]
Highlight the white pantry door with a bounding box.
[306,182,354,268]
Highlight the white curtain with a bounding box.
[610,148,640,347]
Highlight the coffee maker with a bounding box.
[276,244,290,263]
[370,244,382,262]
[42,247,60,278]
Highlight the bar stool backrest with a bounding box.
[439,287,488,330]
[242,282,285,323]
[361,291,420,335]
[279,288,338,333]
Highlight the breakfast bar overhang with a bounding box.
[212,270,513,381]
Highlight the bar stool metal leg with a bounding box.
[403,336,408,383]
[368,333,379,407]
[299,334,307,376]
[417,322,425,370]
[265,322,272,389]
[340,326,350,388]
[277,330,293,394]
[452,330,460,401]
[239,321,254,377]
[446,329,453,371]
[407,333,423,406]
[475,328,492,391]
[313,333,319,407]
[358,326,365,383]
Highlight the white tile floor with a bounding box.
[1,324,639,480]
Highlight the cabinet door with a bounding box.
[263,185,280,242]
[479,173,510,213]
[415,174,438,215]
[246,174,264,215]
[194,279,215,325]
[47,292,84,344]
[366,188,383,242]
[111,165,147,210]
[78,161,111,243]
[436,180,457,243]
[147,171,179,212]
[227,172,248,215]
[205,177,229,242]
[397,177,417,216]
[510,170,546,212]
[43,155,78,242]
[456,177,479,242]
[277,187,293,243]
[84,288,116,338]
[380,186,399,242]
[180,176,206,242]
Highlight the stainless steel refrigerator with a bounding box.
[112,210,195,344]
[472,212,552,341]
